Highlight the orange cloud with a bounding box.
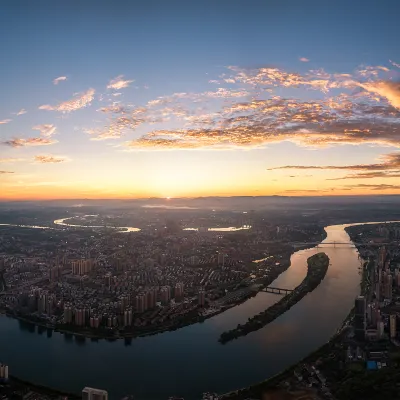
[107,75,134,90]
[0,119,12,124]
[3,138,57,147]
[328,171,400,180]
[268,152,400,172]
[39,88,95,112]
[32,124,57,137]
[34,155,68,163]
[358,81,400,109]
[344,184,400,191]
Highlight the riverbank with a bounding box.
[220,229,372,400]
[8,375,80,399]
[219,252,330,343]
[0,223,362,400]
[3,244,314,342]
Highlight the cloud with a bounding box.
[78,63,400,151]
[268,152,400,171]
[327,171,400,180]
[0,119,12,124]
[34,155,68,163]
[344,184,400,191]
[390,60,400,69]
[14,109,27,116]
[2,138,58,147]
[0,171,14,174]
[53,76,67,85]
[39,88,95,112]
[358,81,400,109]
[107,75,134,90]
[32,124,57,137]
[299,57,310,62]
[87,105,145,140]
[38,105,54,111]
[284,189,331,193]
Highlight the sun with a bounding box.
[166,196,171,200]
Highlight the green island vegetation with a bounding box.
[219,252,330,343]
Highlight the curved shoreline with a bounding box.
[53,216,141,232]
[219,252,330,343]
[219,221,399,399]
[2,220,397,399]
[3,245,303,341]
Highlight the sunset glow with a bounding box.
[1,1,400,200]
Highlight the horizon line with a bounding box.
[1,194,400,202]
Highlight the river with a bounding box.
[0,221,389,399]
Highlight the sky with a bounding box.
[0,0,400,200]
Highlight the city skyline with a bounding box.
[1,0,400,200]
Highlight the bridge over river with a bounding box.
[262,286,294,295]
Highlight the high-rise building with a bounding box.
[190,255,199,266]
[390,314,397,338]
[82,387,108,400]
[367,304,372,324]
[135,293,147,313]
[64,304,73,324]
[74,308,86,326]
[50,266,62,282]
[385,274,393,300]
[217,252,226,266]
[375,281,380,302]
[124,309,133,327]
[198,289,206,307]
[72,259,95,276]
[370,304,379,328]
[379,247,387,268]
[160,286,171,305]
[354,296,366,341]
[174,282,184,301]
[377,320,385,339]
[146,288,157,309]
[38,293,47,314]
[0,364,9,382]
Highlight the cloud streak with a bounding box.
[2,138,58,148]
[344,184,400,191]
[53,76,67,85]
[0,119,12,124]
[32,124,57,137]
[107,75,134,90]
[39,88,95,112]
[268,152,400,171]
[34,155,68,163]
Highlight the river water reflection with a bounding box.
[0,222,389,399]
